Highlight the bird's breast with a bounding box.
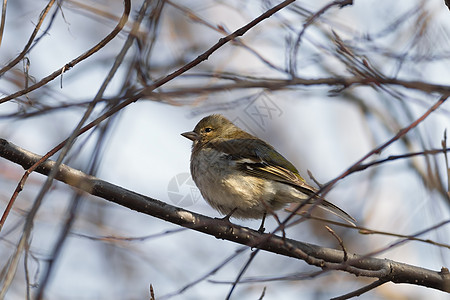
[190,148,279,219]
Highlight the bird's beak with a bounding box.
[181,131,199,141]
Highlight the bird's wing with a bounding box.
[212,138,315,194]
[211,138,356,225]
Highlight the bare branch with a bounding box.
[141,76,450,97]
[325,226,348,261]
[290,0,354,75]
[0,0,56,76]
[443,130,450,198]
[0,138,448,293]
[0,0,8,48]
[331,279,388,300]
[0,0,131,104]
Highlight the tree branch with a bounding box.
[139,76,450,97]
[0,0,131,104]
[0,138,448,294]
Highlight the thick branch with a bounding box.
[0,138,449,293]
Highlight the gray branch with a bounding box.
[0,138,449,294]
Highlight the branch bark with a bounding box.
[0,138,449,293]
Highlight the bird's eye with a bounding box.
[204,127,213,133]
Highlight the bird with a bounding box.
[181,114,356,230]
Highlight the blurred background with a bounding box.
[0,0,449,299]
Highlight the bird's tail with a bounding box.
[316,199,357,226]
[287,182,356,226]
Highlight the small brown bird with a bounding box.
[182,114,356,229]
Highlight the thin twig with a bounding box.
[331,279,388,300]
[442,130,450,198]
[0,0,8,48]
[287,211,450,249]
[257,286,266,300]
[329,95,448,194]
[150,284,155,300]
[325,226,348,261]
[0,0,130,104]
[0,0,56,76]
[160,247,248,299]
[352,148,450,172]
[226,249,259,300]
[290,0,354,76]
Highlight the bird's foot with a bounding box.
[257,213,267,233]
[216,208,237,223]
